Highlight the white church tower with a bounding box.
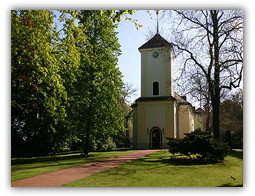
[132,13,194,149]
[139,33,175,97]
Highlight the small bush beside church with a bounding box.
[167,129,230,163]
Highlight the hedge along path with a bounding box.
[11,150,159,187]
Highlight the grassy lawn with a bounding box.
[63,149,243,187]
[11,149,137,182]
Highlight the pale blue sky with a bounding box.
[116,10,168,104]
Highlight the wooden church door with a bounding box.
[151,128,161,149]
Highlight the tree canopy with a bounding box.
[11,10,68,156]
[11,10,136,157]
[220,89,243,133]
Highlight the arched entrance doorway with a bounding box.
[151,127,161,149]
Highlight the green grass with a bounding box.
[63,149,243,187]
[11,149,137,182]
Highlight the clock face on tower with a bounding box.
[152,51,159,58]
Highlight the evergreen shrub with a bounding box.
[167,129,230,163]
[231,131,243,149]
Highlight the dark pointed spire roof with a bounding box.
[138,33,171,50]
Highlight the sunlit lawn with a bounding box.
[11,149,137,182]
[63,149,243,187]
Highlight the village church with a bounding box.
[132,32,195,149]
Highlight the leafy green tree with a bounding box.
[11,10,67,156]
[73,10,126,155]
[11,10,137,156]
[57,10,137,155]
[49,10,87,152]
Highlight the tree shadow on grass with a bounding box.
[125,155,211,168]
[150,157,215,166]
[218,183,243,187]
[141,150,243,166]
[12,161,81,172]
[12,150,124,166]
[228,150,243,160]
[129,153,229,167]
[11,149,135,171]
[12,153,85,166]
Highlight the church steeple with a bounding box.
[156,10,159,34]
[138,33,170,50]
[138,10,175,97]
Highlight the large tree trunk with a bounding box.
[211,10,220,139]
[83,105,93,156]
[212,95,220,139]
[204,100,210,131]
[83,128,90,156]
[170,10,243,140]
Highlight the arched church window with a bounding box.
[153,81,159,96]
